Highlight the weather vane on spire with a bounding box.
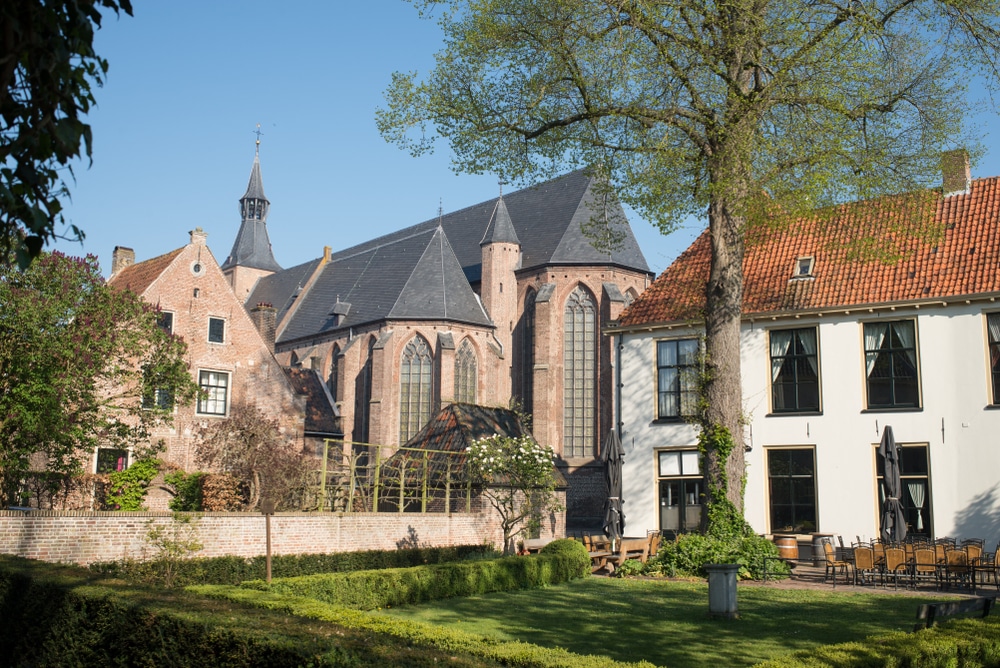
[254,123,263,154]
[498,177,506,197]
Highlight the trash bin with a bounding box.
[705,563,740,619]
[811,533,835,566]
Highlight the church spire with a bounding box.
[221,127,282,273]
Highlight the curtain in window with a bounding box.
[894,321,917,367]
[864,323,888,375]
[770,330,793,381]
[908,481,926,531]
[798,329,818,375]
[988,314,1000,369]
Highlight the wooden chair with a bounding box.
[911,546,940,589]
[646,530,661,559]
[852,546,878,586]
[823,541,850,586]
[882,546,908,589]
[944,547,971,589]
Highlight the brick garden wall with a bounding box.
[0,510,505,566]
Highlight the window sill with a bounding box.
[984,404,1000,410]
[766,410,822,418]
[860,407,922,413]
[651,417,693,425]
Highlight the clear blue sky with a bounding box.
[53,2,1000,278]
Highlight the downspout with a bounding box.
[615,332,623,440]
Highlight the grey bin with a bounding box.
[705,563,740,619]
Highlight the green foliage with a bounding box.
[698,423,754,539]
[0,2,133,267]
[143,513,204,587]
[466,433,562,554]
[0,252,198,507]
[614,559,646,578]
[240,551,589,611]
[539,538,590,577]
[646,533,788,580]
[164,470,205,511]
[88,544,494,587]
[0,555,498,667]
[105,457,160,510]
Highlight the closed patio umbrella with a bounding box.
[602,429,625,542]
[877,425,907,544]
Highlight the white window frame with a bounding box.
[197,369,230,416]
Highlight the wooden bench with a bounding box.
[522,537,555,554]
[581,534,614,573]
[914,596,995,631]
[606,536,654,572]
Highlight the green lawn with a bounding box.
[379,578,928,667]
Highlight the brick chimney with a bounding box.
[249,303,277,351]
[111,246,135,276]
[189,227,208,245]
[942,149,971,197]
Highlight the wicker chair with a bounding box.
[823,541,850,586]
[852,545,878,586]
[882,546,908,589]
[911,546,940,589]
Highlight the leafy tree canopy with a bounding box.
[379,0,1000,526]
[0,251,197,507]
[0,0,133,268]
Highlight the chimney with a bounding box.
[941,149,971,197]
[111,246,135,276]
[189,227,208,245]
[249,303,277,351]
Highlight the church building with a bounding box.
[223,150,653,528]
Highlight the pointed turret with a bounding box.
[223,131,283,300]
[480,193,522,397]
[480,196,520,246]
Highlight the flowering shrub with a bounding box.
[466,434,562,554]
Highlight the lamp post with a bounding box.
[261,498,275,583]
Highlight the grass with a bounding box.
[378,577,930,667]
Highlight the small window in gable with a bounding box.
[208,317,225,343]
[794,256,815,278]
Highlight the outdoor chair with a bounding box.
[823,541,850,586]
[882,546,908,589]
[852,545,878,586]
[944,547,971,589]
[646,530,661,559]
[911,546,940,589]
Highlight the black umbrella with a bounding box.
[877,425,907,544]
[602,429,625,542]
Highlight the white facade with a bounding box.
[616,300,1000,543]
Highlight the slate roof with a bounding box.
[618,176,1000,327]
[284,367,341,437]
[221,153,282,273]
[269,226,492,344]
[108,248,184,295]
[250,169,650,342]
[480,197,520,246]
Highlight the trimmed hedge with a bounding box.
[89,543,494,587]
[754,617,1000,667]
[242,546,589,610]
[0,555,495,667]
[193,584,656,668]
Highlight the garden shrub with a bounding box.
[89,543,495,587]
[242,550,587,610]
[539,538,590,577]
[646,532,789,580]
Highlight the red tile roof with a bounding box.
[618,177,1000,327]
[108,248,185,296]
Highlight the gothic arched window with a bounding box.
[353,337,375,445]
[455,339,477,404]
[563,286,596,458]
[513,288,536,416]
[328,344,340,402]
[400,335,434,442]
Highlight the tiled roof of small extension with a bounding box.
[107,248,184,295]
[284,367,341,437]
[618,176,1000,327]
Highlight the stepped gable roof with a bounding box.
[618,176,1000,327]
[275,226,491,344]
[284,367,341,438]
[247,258,321,323]
[108,248,184,295]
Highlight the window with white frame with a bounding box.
[656,338,699,420]
[208,317,225,343]
[657,449,702,535]
[769,327,819,413]
[864,320,919,409]
[767,447,817,534]
[987,313,1000,404]
[876,443,932,539]
[197,370,229,416]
